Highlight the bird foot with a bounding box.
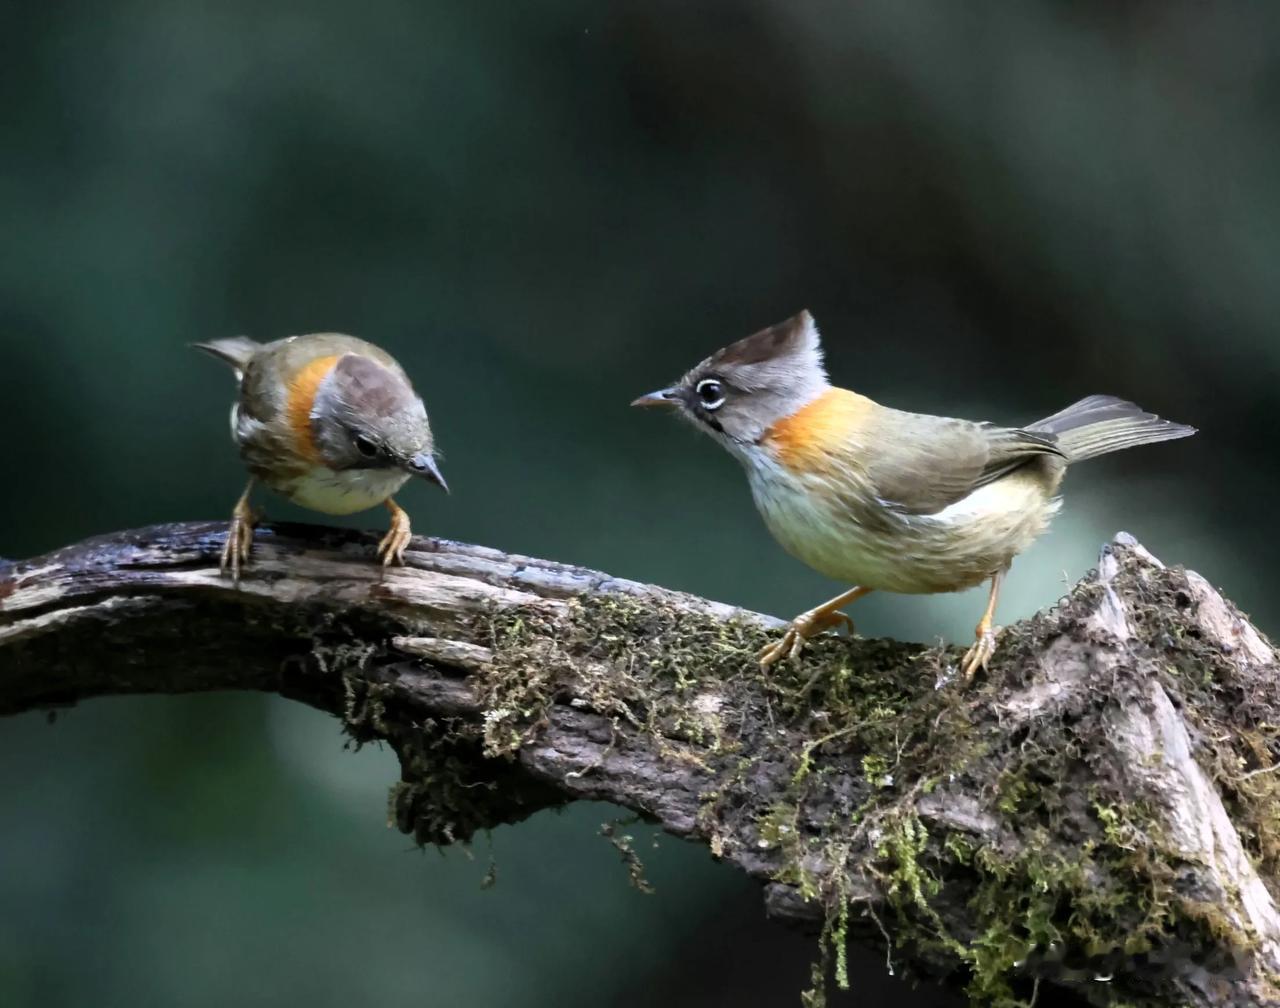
[220,500,256,585]
[377,501,413,567]
[960,625,1003,682]
[759,608,855,671]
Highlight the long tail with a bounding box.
[192,336,261,380]
[1026,394,1196,463]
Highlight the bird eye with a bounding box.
[695,378,725,410]
[353,434,380,458]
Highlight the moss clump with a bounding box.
[600,816,657,894]
[478,593,779,761]
[385,715,499,844]
[320,616,561,847]
[734,550,1273,1006]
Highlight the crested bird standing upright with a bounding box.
[632,311,1195,677]
[195,333,447,582]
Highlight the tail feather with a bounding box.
[1027,395,1196,463]
[192,336,261,380]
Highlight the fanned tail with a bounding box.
[1027,394,1196,463]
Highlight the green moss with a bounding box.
[600,817,656,894]
[329,621,562,847]
[748,555,1271,1006]
[479,596,756,751]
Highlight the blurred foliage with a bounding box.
[2,1,1275,1005]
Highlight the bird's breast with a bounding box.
[761,387,876,473]
[272,465,411,516]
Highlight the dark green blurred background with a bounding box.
[2,2,1274,1005]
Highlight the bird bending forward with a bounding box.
[195,333,447,582]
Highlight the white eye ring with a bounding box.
[695,378,726,411]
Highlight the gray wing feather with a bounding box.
[868,411,1064,517]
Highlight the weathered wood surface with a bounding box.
[2,522,1277,1007]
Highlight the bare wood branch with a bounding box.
[2,522,1278,1007]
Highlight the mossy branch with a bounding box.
[2,522,1279,1007]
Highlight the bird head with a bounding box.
[631,310,830,456]
[308,352,448,491]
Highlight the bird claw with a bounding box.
[757,629,800,670]
[220,506,255,586]
[759,609,855,671]
[376,514,412,568]
[960,625,1002,682]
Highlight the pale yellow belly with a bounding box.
[268,466,410,516]
[749,466,1059,594]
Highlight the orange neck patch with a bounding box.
[762,387,875,472]
[285,354,341,463]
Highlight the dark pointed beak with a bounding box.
[407,452,449,493]
[630,387,681,410]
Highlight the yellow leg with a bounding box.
[376,498,413,567]
[960,568,1005,681]
[221,479,256,586]
[759,586,873,670]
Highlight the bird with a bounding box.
[631,310,1195,678]
[194,333,447,582]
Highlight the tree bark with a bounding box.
[2,522,1277,1007]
